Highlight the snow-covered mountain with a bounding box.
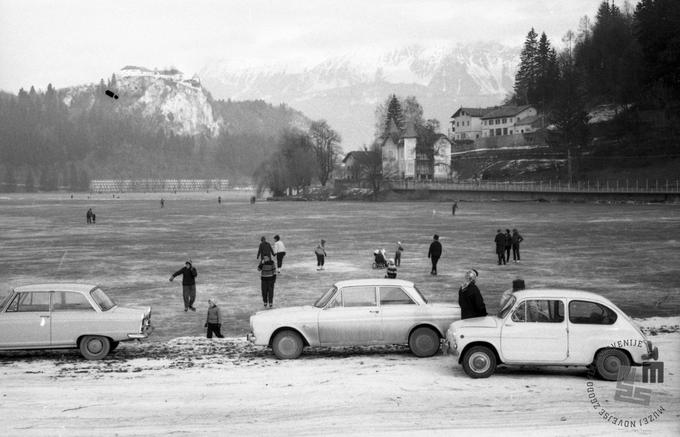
[200,42,520,148]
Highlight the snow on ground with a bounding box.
[1,318,678,436]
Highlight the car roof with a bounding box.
[513,288,617,305]
[13,283,97,293]
[333,278,415,288]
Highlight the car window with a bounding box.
[412,285,428,304]
[569,300,618,325]
[6,292,50,312]
[90,287,116,311]
[53,291,95,311]
[0,291,12,310]
[315,286,338,308]
[498,295,516,318]
[379,287,414,305]
[511,300,564,323]
[340,286,376,307]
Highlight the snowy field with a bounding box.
[1,193,679,436]
[0,192,678,340]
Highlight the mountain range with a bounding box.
[200,42,520,148]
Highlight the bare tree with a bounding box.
[309,120,342,186]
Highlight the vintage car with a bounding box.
[0,283,153,360]
[446,288,659,380]
[247,278,460,359]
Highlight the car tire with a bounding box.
[595,348,630,381]
[461,345,497,378]
[409,327,440,357]
[272,330,303,360]
[79,335,111,360]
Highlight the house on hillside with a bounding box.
[481,105,537,137]
[450,107,494,140]
[380,119,452,181]
[340,150,379,180]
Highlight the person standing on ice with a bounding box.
[204,298,224,338]
[394,241,404,266]
[458,269,487,320]
[427,234,442,275]
[169,259,198,312]
[273,234,286,274]
[494,229,506,265]
[258,255,277,308]
[315,239,327,270]
[256,236,274,262]
[511,228,524,263]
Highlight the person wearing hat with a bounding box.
[427,234,442,275]
[394,241,404,267]
[205,298,224,338]
[169,259,198,312]
[458,269,487,319]
[500,278,526,307]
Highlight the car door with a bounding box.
[501,299,568,362]
[379,285,417,344]
[0,291,52,348]
[50,291,99,347]
[317,285,382,345]
[567,299,619,364]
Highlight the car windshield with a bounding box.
[90,287,117,311]
[0,290,11,310]
[412,285,428,304]
[497,295,516,318]
[314,286,338,308]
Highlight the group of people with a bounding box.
[85,208,96,224]
[494,228,524,265]
[457,269,526,320]
[257,235,288,309]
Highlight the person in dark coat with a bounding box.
[394,241,404,267]
[494,229,506,265]
[458,269,487,319]
[258,255,277,308]
[256,236,274,262]
[504,229,512,263]
[86,208,92,224]
[170,259,198,312]
[204,298,224,338]
[427,234,442,275]
[511,228,524,263]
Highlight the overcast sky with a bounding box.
[0,0,605,92]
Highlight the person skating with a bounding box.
[458,269,487,320]
[86,208,92,224]
[394,241,404,267]
[258,255,277,308]
[428,234,442,275]
[511,228,524,263]
[256,236,274,262]
[273,235,286,274]
[169,259,198,312]
[494,229,506,265]
[504,229,512,264]
[385,259,397,279]
[315,239,327,270]
[205,298,224,338]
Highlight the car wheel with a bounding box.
[272,330,303,360]
[462,346,497,378]
[409,327,440,357]
[79,335,111,360]
[595,349,630,381]
[110,341,120,352]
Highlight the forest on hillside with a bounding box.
[0,80,308,191]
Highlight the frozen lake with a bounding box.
[1,192,678,340]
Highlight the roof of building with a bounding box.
[403,122,417,138]
[482,105,534,119]
[514,114,541,126]
[342,151,379,163]
[451,107,495,118]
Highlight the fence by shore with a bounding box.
[390,179,680,194]
[89,179,230,193]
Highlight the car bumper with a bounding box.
[128,324,154,339]
[642,346,659,361]
[246,332,256,343]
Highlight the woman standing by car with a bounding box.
[458,269,487,320]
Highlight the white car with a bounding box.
[446,288,659,380]
[248,279,460,359]
[0,283,153,360]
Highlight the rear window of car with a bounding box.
[90,287,116,311]
[379,287,414,305]
[0,291,11,310]
[53,291,94,311]
[569,300,617,325]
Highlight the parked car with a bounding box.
[0,283,153,360]
[248,278,460,359]
[445,288,659,380]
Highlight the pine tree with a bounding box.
[513,28,539,105]
[383,94,405,136]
